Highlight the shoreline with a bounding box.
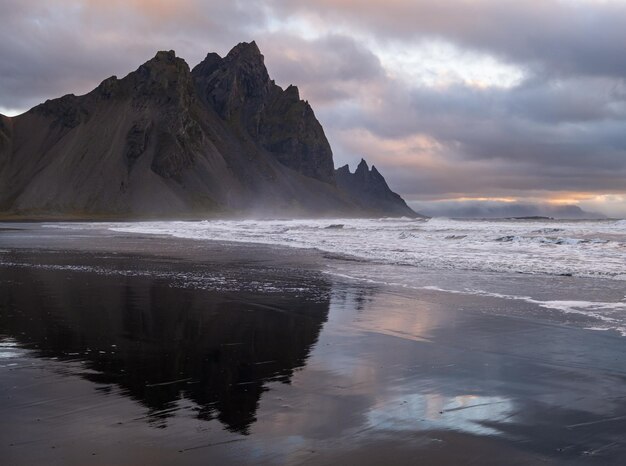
[3,221,626,336]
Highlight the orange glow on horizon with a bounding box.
[449,197,518,203]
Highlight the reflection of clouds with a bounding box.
[308,289,515,437]
[367,393,514,436]
[250,284,522,451]
[345,291,449,342]
[251,287,462,436]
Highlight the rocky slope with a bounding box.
[335,159,419,217]
[0,42,419,219]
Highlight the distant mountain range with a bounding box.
[414,201,606,220]
[0,42,419,219]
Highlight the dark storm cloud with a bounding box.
[260,34,384,104]
[269,0,626,79]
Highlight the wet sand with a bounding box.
[1,224,626,465]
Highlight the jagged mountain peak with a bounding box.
[192,42,266,80]
[370,165,384,179]
[226,41,262,60]
[284,84,300,99]
[124,50,194,107]
[192,42,271,120]
[87,50,194,105]
[135,50,190,80]
[192,52,222,77]
[154,49,177,60]
[191,42,264,80]
[355,158,369,176]
[190,42,335,183]
[344,159,386,184]
[335,158,420,218]
[336,164,351,176]
[222,41,270,85]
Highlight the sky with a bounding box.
[1,0,626,216]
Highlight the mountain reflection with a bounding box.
[0,263,330,434]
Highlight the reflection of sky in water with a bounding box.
[305,291,516,439]
[367,393,513,437]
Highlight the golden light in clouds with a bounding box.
[337,128,447,169]
[81,0,198,20]
[546,193,622,204]
[85,0,181,11]
[447,197,519,203]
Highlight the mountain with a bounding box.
[0,42,418,219]
[335,159,419,217]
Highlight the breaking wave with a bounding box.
[48,217,626,280]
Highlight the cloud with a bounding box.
[258,33,384,104]
[269,0,626,79]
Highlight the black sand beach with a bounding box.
[1,225,626,465]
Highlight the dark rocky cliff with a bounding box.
[0,115,10,153]
[335,159,421,217]
[0,42,420,219]
[192,42,335,183]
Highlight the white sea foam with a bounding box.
[49,217,626,280]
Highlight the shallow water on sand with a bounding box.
[2,247,626,465]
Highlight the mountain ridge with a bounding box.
[0,42,420,219]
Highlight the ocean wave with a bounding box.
[494,235,610,246]
[46,217,626,281]
[321,272,626,335]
